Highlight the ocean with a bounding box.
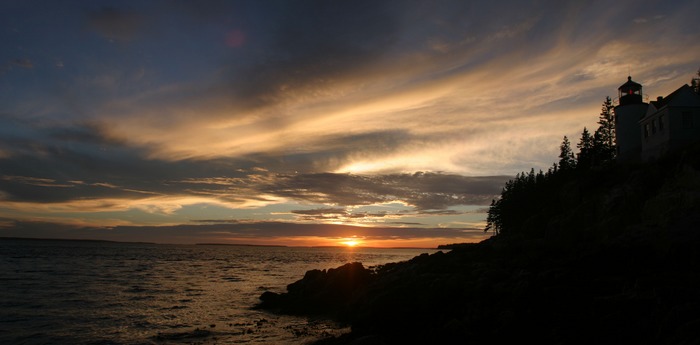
[0,238,438,344]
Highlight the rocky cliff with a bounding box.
[257,144,700,344]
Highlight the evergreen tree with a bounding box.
[592,130,607,164]
[558,136,576,170]
[576,127,594,169]
[597,96,615,149]
[595,96,616,162]
[485,199,500,235]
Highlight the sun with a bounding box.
[340,240,360,247]
[339,237,363,247]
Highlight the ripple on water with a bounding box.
[0,240,436,344]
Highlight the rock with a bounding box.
[257,262,374,316]
[256,291,282,309]
[256,191,700,344]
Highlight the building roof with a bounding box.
[642,84,700,123]
[649,84,696,109]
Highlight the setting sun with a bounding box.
[339,237,362,247]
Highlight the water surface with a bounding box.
[0,239,437,344]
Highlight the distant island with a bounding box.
[195,243,288,247]
[0,237,156,245]
[256,74,700,344]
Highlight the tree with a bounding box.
[577,127,594,169]
[595,96,616,162]
[597,96,615,149]
[485,199,500,235]
[558,136,576,170]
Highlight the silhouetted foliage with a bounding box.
[486,96,623,237]
[592,96,617,164]
[576,127,594,169]
[596,96,616,156]
[265,141,700,344]
[558,136,576,171]
[576,97,617,170]
[484,163,565,237]
[266,71,700,345]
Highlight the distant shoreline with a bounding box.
[198,243,438,250]
[195,242,288,248]
[0,237,441,250]
[0,237,155,245]
[311,245,438,250]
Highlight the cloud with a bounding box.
[0,108,509,213]
[0,219,486,245]
[10,58,33,69]
[291,208,348,216]
[223,1,399,107]
[258,172,508,210]
[86,6,144,42]
[0,143,507,218]
[289,207,391,223]
[64,0,697,178]
[2,0,700,242]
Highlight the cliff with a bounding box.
[257,144,700,344]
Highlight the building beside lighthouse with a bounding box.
[614,75,700,161]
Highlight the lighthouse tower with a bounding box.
[614,76,648,161]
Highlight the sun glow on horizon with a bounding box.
[339,236,363,247]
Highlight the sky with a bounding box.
[1,0,699,247]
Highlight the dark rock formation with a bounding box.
[257,262,375,318]
[260,228,700,344]
[257,145,700,344]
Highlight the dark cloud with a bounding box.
[289,207,391,222]
[348,212,388,219]
[0,113,507,208]
[0,133,507,209]
[0,117,258,202]
[236,129,420,174]
[413,209,461,216]
[291,208,348,216]
[222,1,399,109]
[0,176,155,204]
[388,221,425,226]
[0,219,485,244]
[10,58,33,69]
[2,0,699,244]
[471,207,491,214]
[86,6,144,42]
[263,172,508,210]
[46,122,127,146]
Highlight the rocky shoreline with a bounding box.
[257,219,700,344]
[256,150,700,344]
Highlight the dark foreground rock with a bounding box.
[257,147,700,344]
[257,262,374,318]
[259,224,700,344]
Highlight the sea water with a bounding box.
[0,238,437,344]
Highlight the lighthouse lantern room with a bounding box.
[618,76,644,106]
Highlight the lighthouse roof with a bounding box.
[618,76,642,90]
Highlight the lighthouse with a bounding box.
[614,76,648,160]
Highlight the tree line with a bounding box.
[485,97,616,237]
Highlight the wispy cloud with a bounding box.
[0,219,487,245]
[9,58,34,69]
[1,0,699,244]
[86,6,145,43]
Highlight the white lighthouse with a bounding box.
[614,76,648,161]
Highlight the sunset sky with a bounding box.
[1,0,699,247]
